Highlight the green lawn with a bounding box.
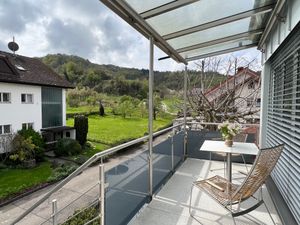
[67,105,98,114]
[82,142,109,158]
[67,115,173,145]
[0,162,52,200]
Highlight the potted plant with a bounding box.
[218,122,241,147]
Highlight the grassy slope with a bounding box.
[0,162,52,199]
[67,115,173,145]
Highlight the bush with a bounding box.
[18,128,45,162]
[99,101,105,116]
[74,115,88,146]
[7,134,36,166]
[47,163,78,182]
[62,205,99,225]
[54,138,82,157]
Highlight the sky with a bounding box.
[0,0,262,72]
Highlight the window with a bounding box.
[21,94,33,104]
[0,125,12,134]
[22,123,34,130]
[246,97,254,106]
[0,92,11,103]
[248,81,255,89]
[256,98,261,107]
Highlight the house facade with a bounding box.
[204,67,261,122]
[0,51,75,149]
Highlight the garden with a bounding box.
[0,92,176,205]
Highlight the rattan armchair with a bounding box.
[189,144,284,225]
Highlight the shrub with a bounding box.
[74,115,88,146]
[7,134,36,166]
[18,128,45,162]
[62,205,99,225]
[54,138,82,157]
[99,101,105,116]
[47,163,78,182]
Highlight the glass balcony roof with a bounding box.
[100,0,277,64]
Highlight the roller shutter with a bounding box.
[267,25,300,224]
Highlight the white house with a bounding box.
[0,51,75,149]
[204,67,261,122]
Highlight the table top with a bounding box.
[200,140,259,155]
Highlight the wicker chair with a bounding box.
[189,144,284,225]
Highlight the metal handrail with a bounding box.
[186,121,260,126]
[12,123,183,225]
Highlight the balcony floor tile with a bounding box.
[129,158,282,225]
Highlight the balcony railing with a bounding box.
[11,122,259,225]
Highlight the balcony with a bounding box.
[8,123,286,225]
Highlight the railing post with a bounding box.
[170,132,174,172]
[148,36,154,198]
[99,164,105,225]
[51,199,57,225]
[183,65,188,159]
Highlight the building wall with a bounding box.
[0,82,42,133]
[263,0,300,62]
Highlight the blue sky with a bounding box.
[0,0,261,72]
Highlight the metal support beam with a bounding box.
[99,165,105,225]
[103,0,187,64]
[186,43,258,62]
[52,199,57,225]
[176,29,264,53]
[183,65,188,158]
[258,0,286,49]
[140,0,198,19]
[163,4,275,40]
[148,37,154,197]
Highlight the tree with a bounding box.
[187,55,261,124]
[153,94,163,120]
[74,115,88,146]
[118,96,136,118]
[99,101,105,116]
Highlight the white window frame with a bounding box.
[22,122,34,130]
[0,92,11,103]
[0,124,12,135]
[21,93,34,104]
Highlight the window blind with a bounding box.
[267,25,300,224]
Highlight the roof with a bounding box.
[0,51,74,88]
[100,0,279,64]
[204,67,260,97]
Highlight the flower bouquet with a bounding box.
[218,122,241,147]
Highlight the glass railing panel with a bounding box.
[152,137,172,193]
[173,131,185,167]
[105,152,149,225]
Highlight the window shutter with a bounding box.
[267,26,300,224]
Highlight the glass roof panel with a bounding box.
[167,13,270,50]
[124,0,173,14]
[180,38,258,60]
[146,0,274,36]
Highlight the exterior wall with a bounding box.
[0,82,42,133]
[263,0,300,62]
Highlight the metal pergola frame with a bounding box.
[99,0,284,199]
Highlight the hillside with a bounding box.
[40,54,226,98]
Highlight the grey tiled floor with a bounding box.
[129,158,282,225]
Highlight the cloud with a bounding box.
[45,18,99,58]
[0,0,42,33]
[0,40,7,52]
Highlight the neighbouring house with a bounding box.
[0,50,75,151]
[204,67,261,122]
